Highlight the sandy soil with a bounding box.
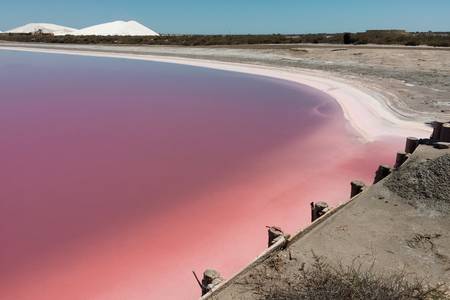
[206,144,450,299]
[0,42,440,141]
[1,42,448,121]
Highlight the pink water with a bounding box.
[0,51,402,299]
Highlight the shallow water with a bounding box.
[0,51,402,299]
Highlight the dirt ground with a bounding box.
[1,42,448,123]
[205,144,450,299]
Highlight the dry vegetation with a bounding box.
[245,255,449,300]
[0,31,449,47]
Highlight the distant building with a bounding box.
[365,29,407,35]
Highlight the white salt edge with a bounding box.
[0,46,431,141]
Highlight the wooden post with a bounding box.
[431,121,444,141]
[200,269,223,296]
[405,137,419,154]
[394,152,409,169]
[311,202,329,222]
[267,226,284,247]
[374,165,392,184]
[350,180,366,198]
[440,123,450,143]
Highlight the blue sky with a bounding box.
[1,0,449,34]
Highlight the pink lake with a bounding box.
[0,50,402,299]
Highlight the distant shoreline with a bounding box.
[0,43,431,141]
[1,30,449,47]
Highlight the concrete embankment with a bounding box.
[199,123,450,299]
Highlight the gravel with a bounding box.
[386,154,450,213]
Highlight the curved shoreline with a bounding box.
[0,45,431,141]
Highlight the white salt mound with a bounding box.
[72,20,159,36]
[6,23,77,35]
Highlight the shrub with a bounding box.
[343,32,353,44]
[0,32,449,47]
[250,255,448,300]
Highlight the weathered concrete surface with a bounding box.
[204,144,450,299]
